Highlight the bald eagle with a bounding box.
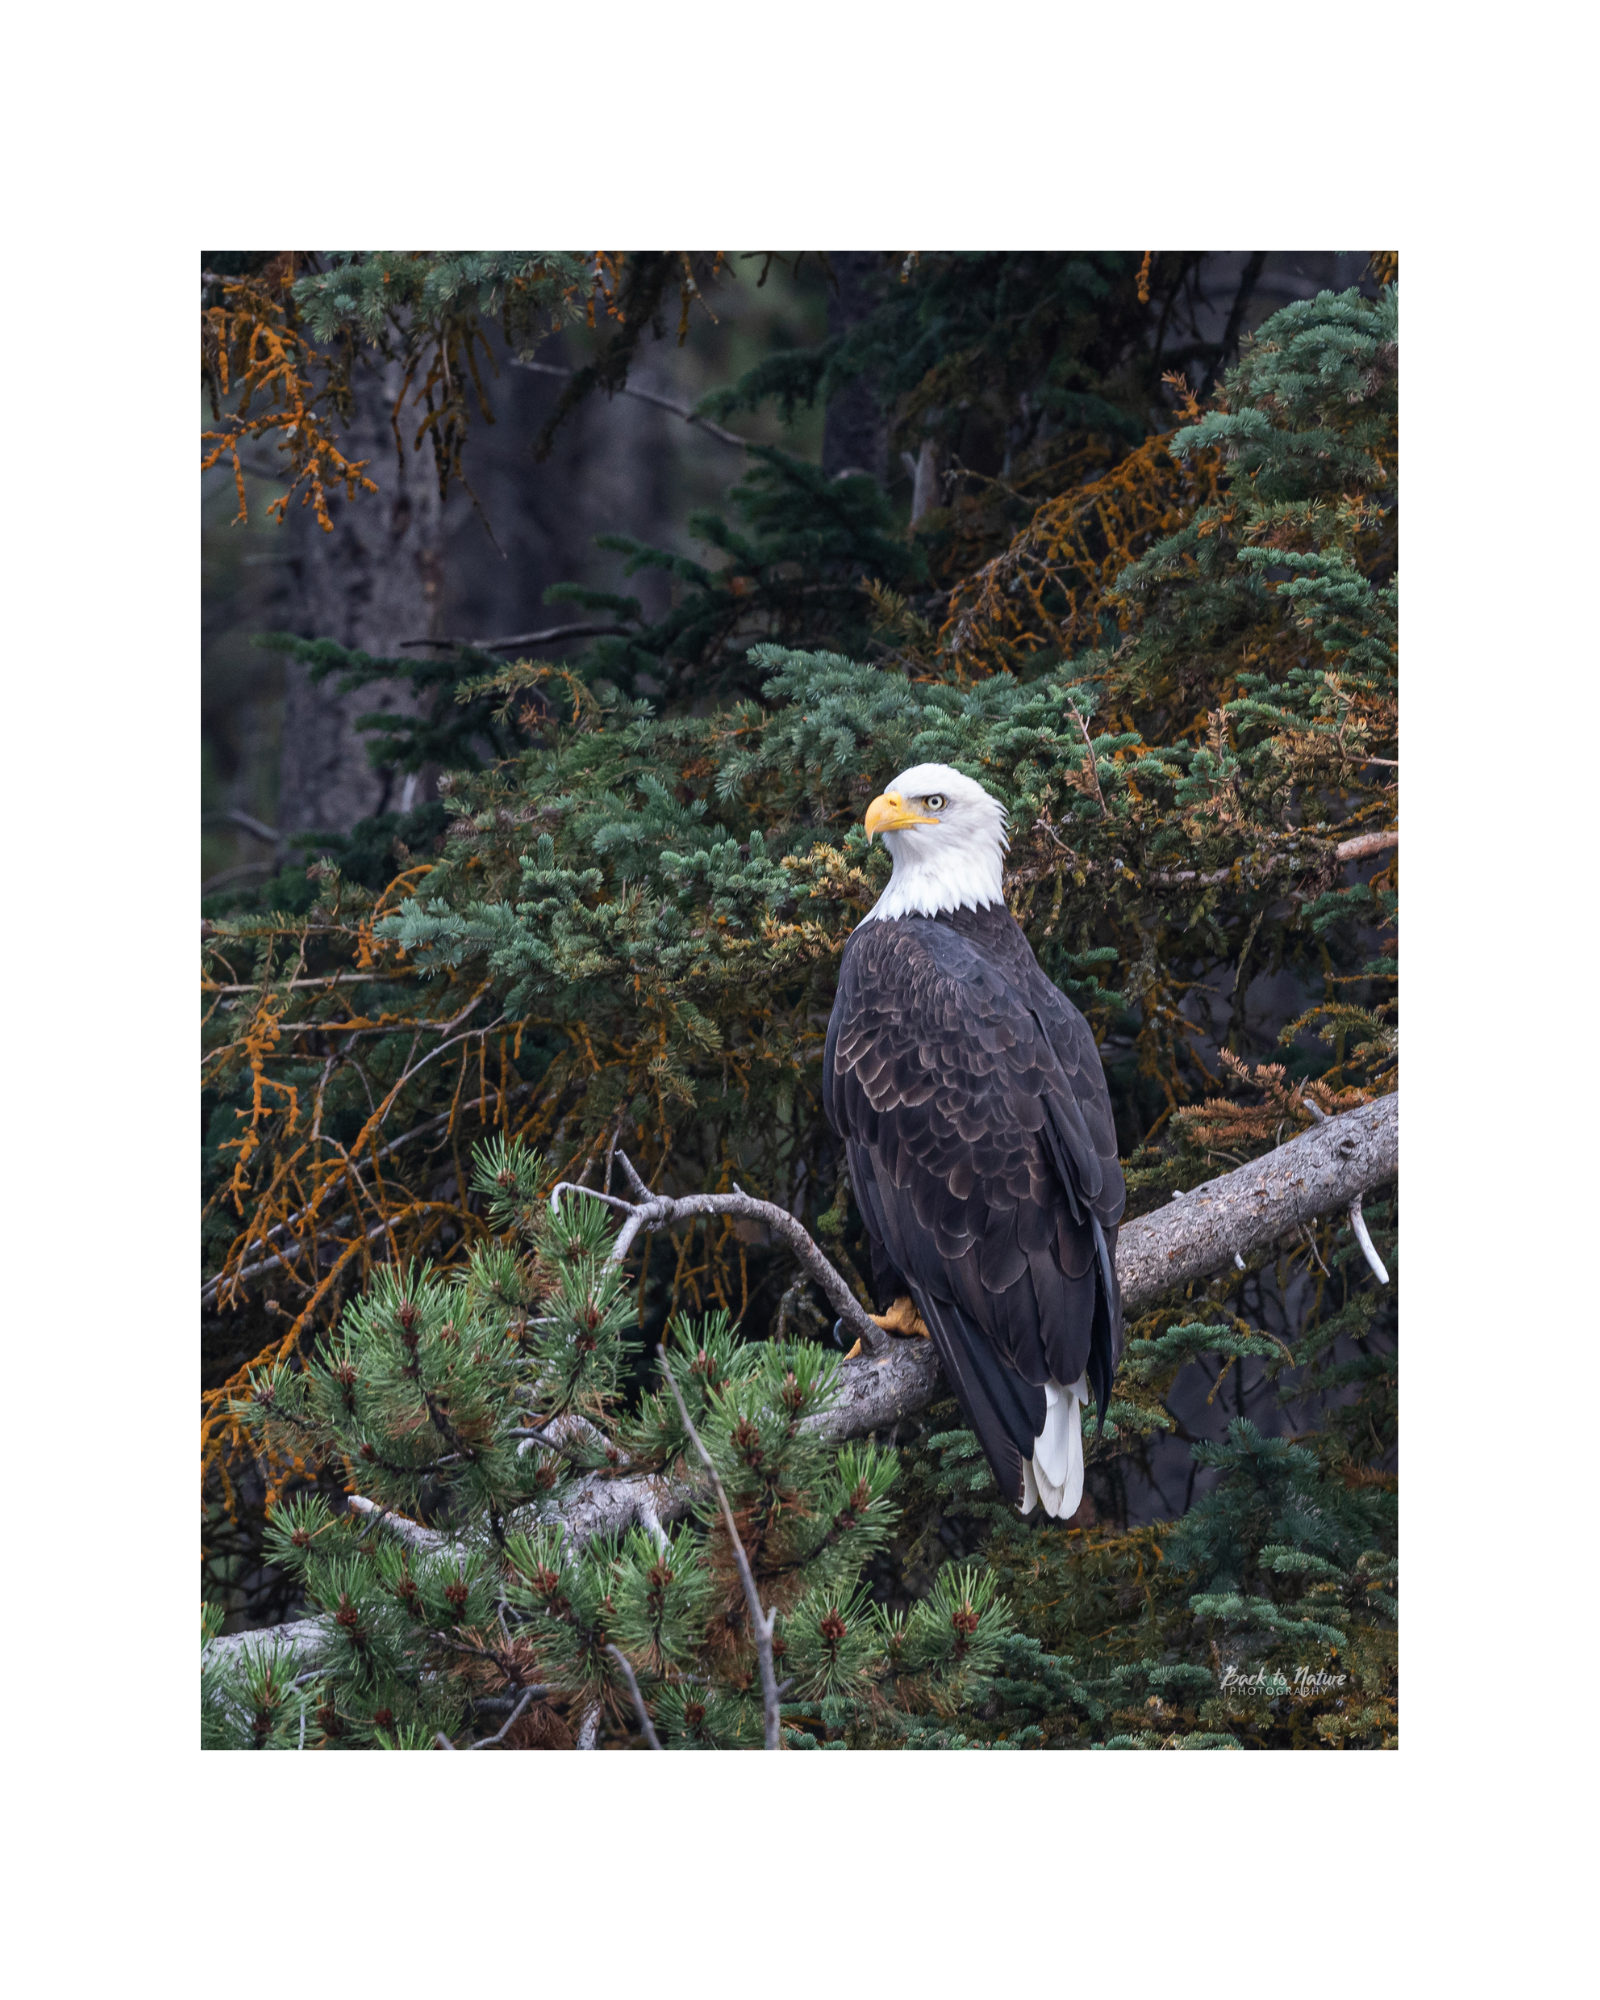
[823,763,1125,1518]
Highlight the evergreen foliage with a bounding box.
[202,253,589,528]
[702,250,1169,459]
[207,1138,1038,1749]
[203,261,1398,1747]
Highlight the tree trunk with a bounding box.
[821,253,887,484]
[278,356,445,839]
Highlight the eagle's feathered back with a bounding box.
[824,902,1125,1516]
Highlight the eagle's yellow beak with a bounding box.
[864,790,938,840]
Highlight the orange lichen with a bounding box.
[201,259,379,529]
[939,428,1227,674]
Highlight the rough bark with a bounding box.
[1120,1092,1396,1301]
[206,1093,1397,1669]
[278,355,445,838]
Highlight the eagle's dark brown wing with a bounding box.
[823,903,1125,1507]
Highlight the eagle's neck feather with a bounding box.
[862,823,1006,923]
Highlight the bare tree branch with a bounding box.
[657,1347,782,1750]
[508,1428,590,1465]
[1143,828,1397,888]
[202,860,278,892]
[511,357,754,450]
[203,808,283,846]
[1116,1092,1397,1301]
[1333,830,1401,863]
[605,1645,663,1750]
[203,1007,500,1309]
[1348,1192,1391,1286]
[203,972,397,996]
[462,1688,544,1752]
[549,1180,885,1356]
[344,1494,442,1551]
[201,1079,533,1309]
[399,621,635,653]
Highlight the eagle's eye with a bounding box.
[924,793,945,812]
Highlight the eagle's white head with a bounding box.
[859,762,1009,923]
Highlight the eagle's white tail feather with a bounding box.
[1018,1374,1089,1518]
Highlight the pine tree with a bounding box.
[207,1137,1024,1749]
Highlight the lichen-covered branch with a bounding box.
[1142,827,1397,888]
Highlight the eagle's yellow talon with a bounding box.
[843,1338,862,1360]
[869,1295,931,1339]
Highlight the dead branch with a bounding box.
[461,1684,541,1750]
[201,1081,534,1309]
[1332,830,1400,863]
[511,357,754,450]
[548,1172,885,1357]
[202,972,395,996]
[657,1347,783,1751]
[1144,828,1398,888]
[1118,1092,1397,1300]
[605,1644,663,1751]
[202,808,283,846]
[1348,1192,1391,1285]
[399,621,634,653]
[202,1012,503,1310]
[345,1494,439,1550]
